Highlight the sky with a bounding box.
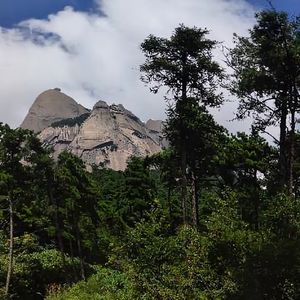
[0,0,298,132]
[246,0,299,15]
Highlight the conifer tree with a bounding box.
[140,24,224,224]
[226,10,300,193]
[0,124,40,294]
[119,156,155,227]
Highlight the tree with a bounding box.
[118,156,156,227]
[55,151,100,281]
[0,124,42,294]
[226,10,300,194]
[140,24,225,225]
[217,129,275,230]
[30,147,72,285]
[145,149,182,227]
[183,107,227,227]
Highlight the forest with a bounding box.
[1,8,300,300]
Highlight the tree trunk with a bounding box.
[48,184,70,285]
[279,96,288,191]
[181,57,188,225]
[289,108,295,196]
[75,216,85,281]
[5,192,14,294]
[69,236,76,279]
[253,169,259,231]
[167,185,172,222]
[181,140,188,225]
[191,171,198,228]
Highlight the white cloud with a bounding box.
[0,0,256,132]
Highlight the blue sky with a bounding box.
[246,0,299,15]
[0,0,298,28]
[0,0,99,28]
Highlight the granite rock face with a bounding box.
[20,88,89,133]
[146,119,164,132]
[30,92,165,170]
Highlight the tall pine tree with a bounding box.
[140,24,225,224]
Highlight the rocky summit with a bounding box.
[21,89,165,170]
[20,88,90,133]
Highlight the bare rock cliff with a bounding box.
[31,93,164,170]
[20,88,89,133]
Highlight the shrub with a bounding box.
[0,249,82,300]
[46,266,134,300]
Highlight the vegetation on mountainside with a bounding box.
[1,8,300,300]
[50,113,91,128]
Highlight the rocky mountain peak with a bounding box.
[92,100,109,110]
[24,90,165,170]
[20,88,89,133]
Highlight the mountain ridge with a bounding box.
[20,89,165,170]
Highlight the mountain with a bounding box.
[21,89,165,170]
[20,88,89,133]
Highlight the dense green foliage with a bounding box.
[50,113,91,128]
[1,8,300,300]
[45,266,134,300]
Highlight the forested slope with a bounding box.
[1,8,300,300]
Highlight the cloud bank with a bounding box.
[0,0,255,131]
